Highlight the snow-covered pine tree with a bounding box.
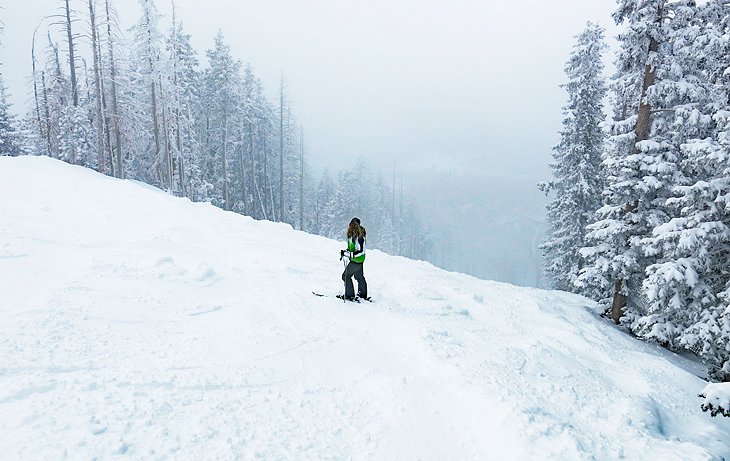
[235,64,278,220]
[628,0,729,380]
[0,13,19,157]
[276,76,301,226]
[296,126,315,232]
[578,0,672,321]
[40,37,67,160]
[540,22,607,293]
[167,11,203,198]
[0,72,21,156]
[372,174,398,255]
[277,77,287,223]
[632,1,719,359]
[237,64,256,217]
[127,0,167,185]
[322,169,359,240]
[51,44,93,167]
[700,0,730,382]
[203,31,241,211]
[399,194,432,262]
[313,169,335,236]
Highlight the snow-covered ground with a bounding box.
[1,156,729,460]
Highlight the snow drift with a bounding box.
[1,156,729,460]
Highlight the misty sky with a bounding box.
[4,0,618,175]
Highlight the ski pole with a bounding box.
[342,255,347,303]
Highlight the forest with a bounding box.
[0,0,432,261]
[542,1,730,381]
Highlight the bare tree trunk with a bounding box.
[32,26,51,156]
[171,1,184,195]
[41,71,53,157]
[60,2,78,164]
[173,66,185,196]
[634,36,658,149]
[64,0,79,108]
[100,72,115,178]
[399,173,403,255]
[264,129,275,220]
[611,279,626,324]
[152,79,162,185]
[105,0,124,178]
[279,76,285,223]
[222,111,229,211]
[160,82,172,192]
[177,116,185,196]
[81,61,94,166]
[88,0,106,174]
[299,126,304,231]
[94,4,114,177]
[392,162,396,229]
[239,125,247,215]
[252,124,267,220]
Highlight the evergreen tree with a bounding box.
[0,73,20,156]
[127,0,167,185]
[203,31,241,210]
[314,169,335,236]
[634,1,717,348]
[636,0,730,380]
[578,0,671,319]
[540,22,607,293]
[235,64,278,220]
[0,10,20,157]
[369,175,397,254]
[167,15,204,198]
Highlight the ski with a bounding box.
[312,291,372,303]
[336,294,361,303]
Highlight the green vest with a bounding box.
[347,236,366,263]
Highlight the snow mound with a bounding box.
[701,383,730,418]
[1,156,729,460]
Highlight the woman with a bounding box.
[340,217,368,300]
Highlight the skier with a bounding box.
[339,217,368,301]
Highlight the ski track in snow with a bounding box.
[1,156,729,460]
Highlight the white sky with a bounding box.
[3,0,618,176]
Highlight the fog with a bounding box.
[3,0,619,287]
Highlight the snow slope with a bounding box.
[1,156,729,460]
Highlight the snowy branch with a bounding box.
[699,383,730,417]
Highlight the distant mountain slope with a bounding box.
[1,156,728,460]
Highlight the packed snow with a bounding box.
[1,156,729,460]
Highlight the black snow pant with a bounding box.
[342,261,367,299]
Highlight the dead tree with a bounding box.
[88,0,107,174]
[105,0,124,178]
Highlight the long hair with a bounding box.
[347,222,366,239]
